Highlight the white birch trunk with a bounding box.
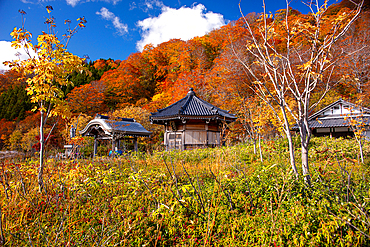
[38,109,45,192]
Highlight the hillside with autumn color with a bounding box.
[0,0,369,154]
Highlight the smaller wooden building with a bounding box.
[80,114,151,157]
[150,88,237,150]
[292,99,370,138]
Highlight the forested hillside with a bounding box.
[0,0,369,154]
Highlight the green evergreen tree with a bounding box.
[0,85,32,121]
[62,60,116,97]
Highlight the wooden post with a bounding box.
[205,120,209,147]
[111,133,115,158]
[134,136,138,152]
[93,137,98,158]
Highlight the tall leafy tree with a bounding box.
[4,7,88,191]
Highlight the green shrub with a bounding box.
[0,137,369,246]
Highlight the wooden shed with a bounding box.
[292,99,370,138]
[80,114,151,157]
[150,88,237,150]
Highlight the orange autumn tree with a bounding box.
[4,7,87,191]
[0,119,16,150]
[101,51,157,109]
[143,39,205,108]
[334,11,370,103]
[93,58,120,70]
[0,70,26,94]
[148,32,230,109]
[67,80,107,115]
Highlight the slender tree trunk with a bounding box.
[38,109,45,192]
[258,134,263,162]
[286,130,297,175]
[281,106,298,177]
[356,136,364,163]
[300,119,311,185]
[301,141,311,184]
[253,139,257,154]
[359,141,364,163]
[0,206,5,246]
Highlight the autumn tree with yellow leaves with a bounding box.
[236,0,363,183]
[4,6,88,191]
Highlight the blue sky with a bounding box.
[0,0,339,71]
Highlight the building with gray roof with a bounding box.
[292,99,370,138]
[150,88,237,150]
[80,114,151,156]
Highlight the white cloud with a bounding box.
[136,4,226,51]
[0,41,34,72]
[130,0,164,12]
[66,0,81,7]
[96,7,128,36]
[143,0,164,10]
[66,0,122,7]
[129,2,137,10]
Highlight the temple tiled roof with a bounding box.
[150,88,237,123]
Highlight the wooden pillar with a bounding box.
[164,123,168,151]
[93,137,98,158]
[134,136,138,152]
[111,134,115,158]
[205,120,209,147]
[181,120,186,151]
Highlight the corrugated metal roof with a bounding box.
[292,99,370,131]
[80,117,151,137]
[105,120,152,135]
[150,88,237,122]
[291,117,370,130]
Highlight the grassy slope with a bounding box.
[0,136,369,246]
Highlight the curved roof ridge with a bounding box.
[150,88,237,121]
[180,93,193,114]
[79,119,111,135]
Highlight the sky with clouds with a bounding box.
[0,0,339,71]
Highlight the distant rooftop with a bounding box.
[292,99,370,130]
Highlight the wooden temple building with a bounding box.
[150,88,237,150]
[292,99,370,138]
[80,114,151,157]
